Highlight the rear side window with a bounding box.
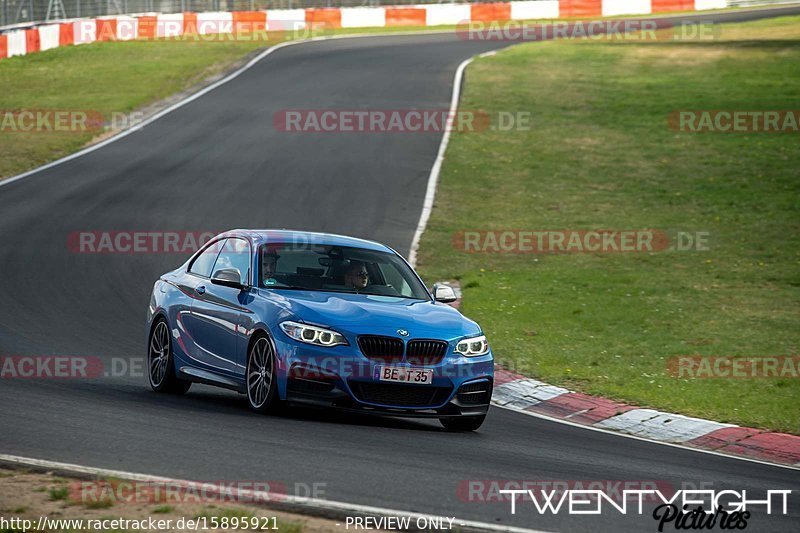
[189,239,225,278]
[213,238,252,284]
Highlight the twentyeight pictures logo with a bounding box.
[498,488,792,531]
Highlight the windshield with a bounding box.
[258,243,429,300]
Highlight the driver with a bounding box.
[344,262,369,291]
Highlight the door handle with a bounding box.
[196,285,206,295]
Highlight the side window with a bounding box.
[189,239,225,278]
[212,238,252,284]
[379,263,412,296]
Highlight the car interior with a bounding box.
[260,245,413,298]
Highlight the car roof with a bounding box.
[218,229,395,254]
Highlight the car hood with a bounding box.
[259,289,480,340]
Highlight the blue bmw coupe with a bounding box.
[147,230,493,430]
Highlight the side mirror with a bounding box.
[211,268,245,290]
[432,283,458,303]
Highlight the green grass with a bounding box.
[417,16,800,434]
[48,486,70,501]
[152,504,174,514]
[83,498,114,509]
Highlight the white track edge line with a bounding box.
[0,453,551,533]
[407,55,473,266]
[493,402,800,472]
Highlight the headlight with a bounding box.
[455,335,489,357]
[280,321,348,347]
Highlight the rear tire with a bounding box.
[246,335,278,413]
[440,415,486,432]
[148,318,191,395]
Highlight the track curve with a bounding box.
[2,10,800,532]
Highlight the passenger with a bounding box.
[263,251,280,285]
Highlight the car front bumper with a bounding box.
[275,337,494,417]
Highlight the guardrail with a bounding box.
[0,0,763,62]
[5,0,793,29]
[0,0,796,34]
[4,1,457,30]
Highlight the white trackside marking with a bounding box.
[492,379,570,409]
[595,409,735,443]
[0,454,551,533]
[408,55,473,267]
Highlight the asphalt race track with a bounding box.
[2,6,799,532]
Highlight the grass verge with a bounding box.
[417,16,800,433]
[0,468,319,532]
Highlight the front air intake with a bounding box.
[357,335,404,362]
[406,339,448,365]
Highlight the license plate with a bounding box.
[377,366,434,385]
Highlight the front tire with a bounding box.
[440,415,486,432]
[246,335,278,413]
[148,318,191,395]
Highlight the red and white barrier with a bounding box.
[267,9,306,31]
[115,16,138,41]
[0,1,738,61]
[603,0,652,17]
[37,24,60,51]
[511,1,561,19]
[341,7,387,28]
[426,4,473,26]
[6,30,25,57]
[73,19,96,45]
